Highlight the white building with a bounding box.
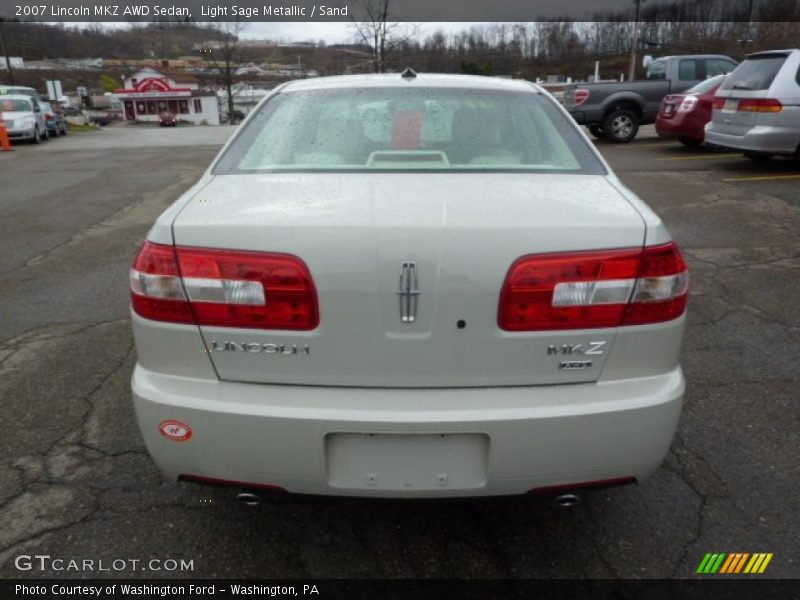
[112,67,219,125]
[0,57,24,69]
[217,82,277,116]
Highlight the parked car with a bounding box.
[706,49,800,165]
[63,106,83,117]
[655,74,726,147]
[563,55,738,142]
[37,100,67,137]
[0,85,44,104]
[159,111,178,127]
[130,73,689,500]
[0,94,47,144]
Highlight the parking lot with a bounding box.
[0,125,798,579]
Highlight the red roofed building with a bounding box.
[113,68,220,125]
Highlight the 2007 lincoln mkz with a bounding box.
[130,72,688,500]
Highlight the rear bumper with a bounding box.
[132,365,684,498]
[705,124,799,155]
[568,109,604,125]
[7,127,35,140]
[655,114,706,141]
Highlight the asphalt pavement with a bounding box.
[0,125,798,580]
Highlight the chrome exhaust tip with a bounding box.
[236,492,262,507]
[553,493,582,508]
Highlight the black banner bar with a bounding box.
[1,0,799,22]
[3,579,800,600]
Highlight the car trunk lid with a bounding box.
[171,173,646,387]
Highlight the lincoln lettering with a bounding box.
[211,341,310,355]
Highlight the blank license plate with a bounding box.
[326,433,489,491]
[723,98,739,112]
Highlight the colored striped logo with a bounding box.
[696,552,773,574]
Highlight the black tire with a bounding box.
[602,108,640,143]
[744,151,773,162]
[588,125,606,140]
[61,123,67,136]
[51,126,60,138]
[679,137,701,148]
[31,127,41,144]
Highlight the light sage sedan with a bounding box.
[130,72,688,502]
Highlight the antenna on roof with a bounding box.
[400,67,417,80]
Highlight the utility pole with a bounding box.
[628,0,643,82]
[0,19,15,85]
[742,0,755,47]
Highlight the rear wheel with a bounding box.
[588,125,606,140]
[603,108,639,143]
[744,151,773,162]
[679,137,701,148]
[31,127,41,144]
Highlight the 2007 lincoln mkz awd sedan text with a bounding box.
[130,73,688,498]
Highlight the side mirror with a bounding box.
[34,105,41,113]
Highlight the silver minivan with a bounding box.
[0,94,47,144]
[705,49,800,164]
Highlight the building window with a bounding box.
[178,100,189,114]
[168,100,178,113]
[193,99,202,113]
[146,100,158,115]
[136,101,146,114]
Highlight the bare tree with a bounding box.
[204,20,246,123]
[0,18,14,85]
[349,0,417,72]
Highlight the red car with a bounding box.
[159,111,178,127]
[655,74,726,147]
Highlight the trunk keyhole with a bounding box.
[457,320,466,329]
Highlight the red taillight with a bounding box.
[130,242,194,324]
[623,243,688,325]
[573,89,589,106]
[130,241,318,330]
[737,98,782,113]
[712,97,725,110]
[498,243,688,331]
[678,96,698,113]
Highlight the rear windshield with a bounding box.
[686,74,726,94]
[213,87,605,174]
[0,87,37,98]
[720,55,787,91]
[0,98,32,112]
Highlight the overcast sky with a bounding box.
[88,22,481,44]
[241,22,475,43]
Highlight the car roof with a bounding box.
[281,73,540,93]
[745,49,799,58]
[652,54,735,61]
[0,94,34,102]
